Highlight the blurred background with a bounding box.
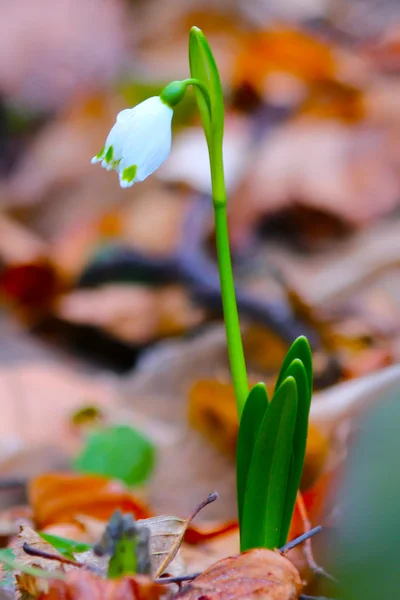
[0,0,400,594]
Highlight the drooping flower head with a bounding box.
[91,80,190,188]
[91,96,173,188]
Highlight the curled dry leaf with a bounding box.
[29,473,151,529]
[140,493,218,577]
[139,514,189,578]
[40,570,163,600]
[173,549,303,600]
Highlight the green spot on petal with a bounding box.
[121,164,138,183]
[111,158,121,169]
[104,145,114,164]
[95,146,105,160]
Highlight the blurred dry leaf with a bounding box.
[158,118,251,194]
[188,380,239,457]
[234,28,336,98]
[0,214,47,264]
[173,549,302,600]
[242,326,289,372]
[183,528,239,575]
[57,284,204,344]
[184,520,239,545]
[40,570,163,600]
[301,424,329,491]
[362,26,400,72]
[4,96,120,208]
[0,0,127,111]
[0,362,113,450]
[29,473,151,529]
[229,118,400,244]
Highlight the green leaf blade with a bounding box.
[275,336,313,393]
[236,383,268,530]
[240,377,298,552]
[189,27,224,146]
[39,533,91,559]
[278,359,312,546]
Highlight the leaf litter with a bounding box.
[1,1,400,599]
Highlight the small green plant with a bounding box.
[92,26,313,553]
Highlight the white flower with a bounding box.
[91,96,173,188]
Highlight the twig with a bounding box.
[189,491,219,522]
[22,543,84,567]
[157,526,326,587]
[300,595,340,600]
[279,526,323,553]
[295,492,338,583]
[155,572,201,584]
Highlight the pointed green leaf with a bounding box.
[241,377,298,551]
[278,359,312,546]
[189,27,224,147]
[39,533,91,559]
[236,383,268,529]
[275,336,313,393]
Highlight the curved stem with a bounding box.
[210,143,248,417]
[182,78,212,119]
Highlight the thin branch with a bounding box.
[279,526,323,553]
[155,572,201,584]
[22,543,84,567]
[300,595,340,600]
[189,491,219,522]
[295,492,338,583]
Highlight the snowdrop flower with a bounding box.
[91,81,190,188]
[91,96,174,188]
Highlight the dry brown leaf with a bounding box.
[173,549,303,600]
[12,525,72,597]
[40,570,163,600]
[139,494,218,579]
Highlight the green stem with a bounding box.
[210,145,249,417]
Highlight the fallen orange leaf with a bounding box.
[39,570,163,600]
[234,28,336,95]
[173,549,302,600]
[29,473,151,529]
[185,520,239,545]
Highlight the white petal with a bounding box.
[118,97,173,186]
[98,107,136,169]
